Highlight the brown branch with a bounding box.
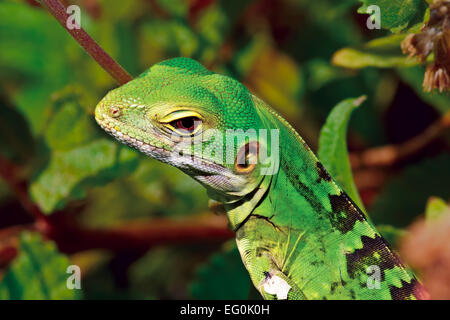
[0,157,46,222]
[40,214,234,254]
[0,225,35,269]
[0,225,35,243]
[0,246,17,269]
[351,113,450,169]
[39,0,133,85]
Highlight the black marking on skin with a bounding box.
[346,234,404,281]
[390,278,419,300]
[235,226,245,241]
[310,260,323,266]
[280,157,327,215]
[330,281,339,294]
[281,155,335,268]
[243,248,253,258]
[276,144,416,299]
[284,147,366,236]
[315,162,332,182]
[251,214,284,234]
[338,267,347,287]
[328,193,365,234]
[281,156,339,285]
[288,172,327,215]
[282,157,362,237]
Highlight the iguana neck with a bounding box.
[231,97,424,299]
[223,95,325,231]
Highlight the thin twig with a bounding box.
[0,225,34,243]
[40,213,234,254]
[0,225,35,269]
[0,157,46,222]
[39,0,133,85]
[350,113,450,169]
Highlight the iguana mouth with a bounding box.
[95,109,250,194]
[98,122,171,157]
[96,118,234,177]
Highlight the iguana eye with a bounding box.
[168,116,202,136]
[159,111,203,136]
[171,117,199,132]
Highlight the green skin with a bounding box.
[95,57,427,300]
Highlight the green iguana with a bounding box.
[95,57,428,300]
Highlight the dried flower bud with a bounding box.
[424,62,450,92]
[401,29,438,62]
[401,0,450,92]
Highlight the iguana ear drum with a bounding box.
[235,141,259,174]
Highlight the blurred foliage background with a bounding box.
[0,0,449,299]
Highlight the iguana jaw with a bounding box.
[96,114,224,174]
[95,106,254,195]
[98,120,171,159]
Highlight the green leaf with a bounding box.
[235,39,305,119]
[29,92,139,214]
[332,34,420,69]
[308,67,387,146]
[156,0,188,17]
[44,97,99,151]
[190,242,252,300]
[0,232,81,300]
[358,0,428,32]
[0,2,73,135]
[30,139,136,213]
[194,4,229,62]
[371,154,450,227]
[139,20,199,61]
[306,59,347,91]
[318,96,367,212]
[425,197,450,222]
[0,102,34,163]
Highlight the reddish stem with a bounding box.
[39,0,133,85]
[0,225,34,269]
[0,247,17,269]
[0,157,46,222]
[350,113,450,169]
[42,213,234,254]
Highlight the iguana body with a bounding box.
[95,57,427,300]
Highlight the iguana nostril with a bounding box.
[109,106,121,118]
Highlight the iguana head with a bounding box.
[95,58,275,199]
